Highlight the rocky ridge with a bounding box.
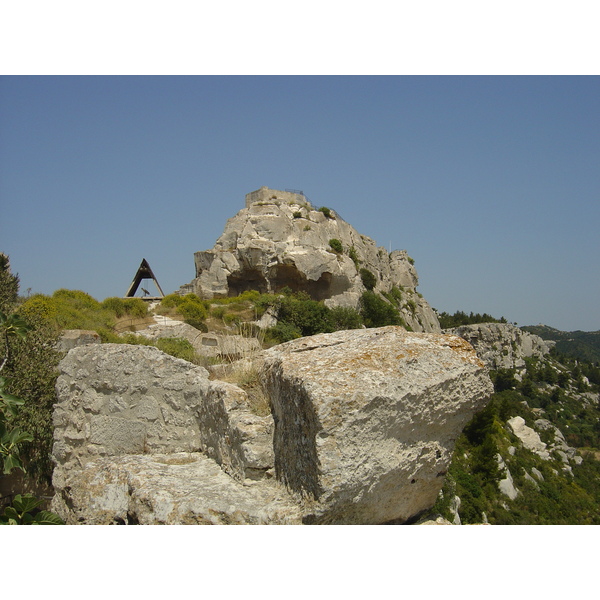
[179,187,440,333]
[444,322,553,371]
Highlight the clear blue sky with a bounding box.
[1,76,599,331]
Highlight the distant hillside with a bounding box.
[522,325,600,363]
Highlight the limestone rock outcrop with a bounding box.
[179,187,440,333]
[507,416,551,460]
[444,322,552,371]
[51,328,492,525]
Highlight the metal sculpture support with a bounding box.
[125,258,165,298]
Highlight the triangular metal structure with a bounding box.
[125,258,165,298]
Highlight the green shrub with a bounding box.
[53,289,101,311]
[154,338,199,363]
[0,254,19,313]
[318,206,333,219]
[178,300,208,329]
[329,238,343,254]
[348,246,360,267]
[2,304,61,484]
[277,292,334,337]
[20,291,116,335]
[122,298,148,318]
[266,322,303,344]
[101,297,127,317]
[359,268,377,291]
[160,293,185,308]
[329,306,363,330]
[102,297,148,319]
[359,291,401,328]
[293,211,302,219]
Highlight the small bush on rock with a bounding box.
[329,239,343,253]
[359,268,377,291]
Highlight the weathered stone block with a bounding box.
[260,326,493,524]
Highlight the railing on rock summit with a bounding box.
[285,189,311,204]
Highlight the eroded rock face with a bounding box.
[52,329,493,525]
[180,187,440,333]
[444,323,552,370]
[260,326,493,524]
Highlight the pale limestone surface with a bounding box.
[444,323,552,370]
[497,454,519,500]
[56,329,101,352]
[58,452,301,525]
[507,416,551,460]
[260,326,493,524]
[180,187,440,333]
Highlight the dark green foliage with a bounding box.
[329,306,363,331]
[266,292,363,343]
[437,310,508,329]
[405,298,417,314]
[0,254,19,313]
[328,238,343,254]
[434,350,600,524]
[3,312,61,484]
[359,291,401,328]
[265,322,303,344]
[0,493,64,524]
[153,338,200,363]
[275,291,334,338]
[491,368,518,392]
[522,325,600,363]
[359,268,376,291]
[318,206,333,219]
[388,286,403,305]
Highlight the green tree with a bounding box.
[0,254,19,313]
[359,291,401,328]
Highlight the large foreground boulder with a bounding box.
[52,329,492,524]
[260,327,493,524]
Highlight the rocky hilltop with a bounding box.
[179,186,440,333]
